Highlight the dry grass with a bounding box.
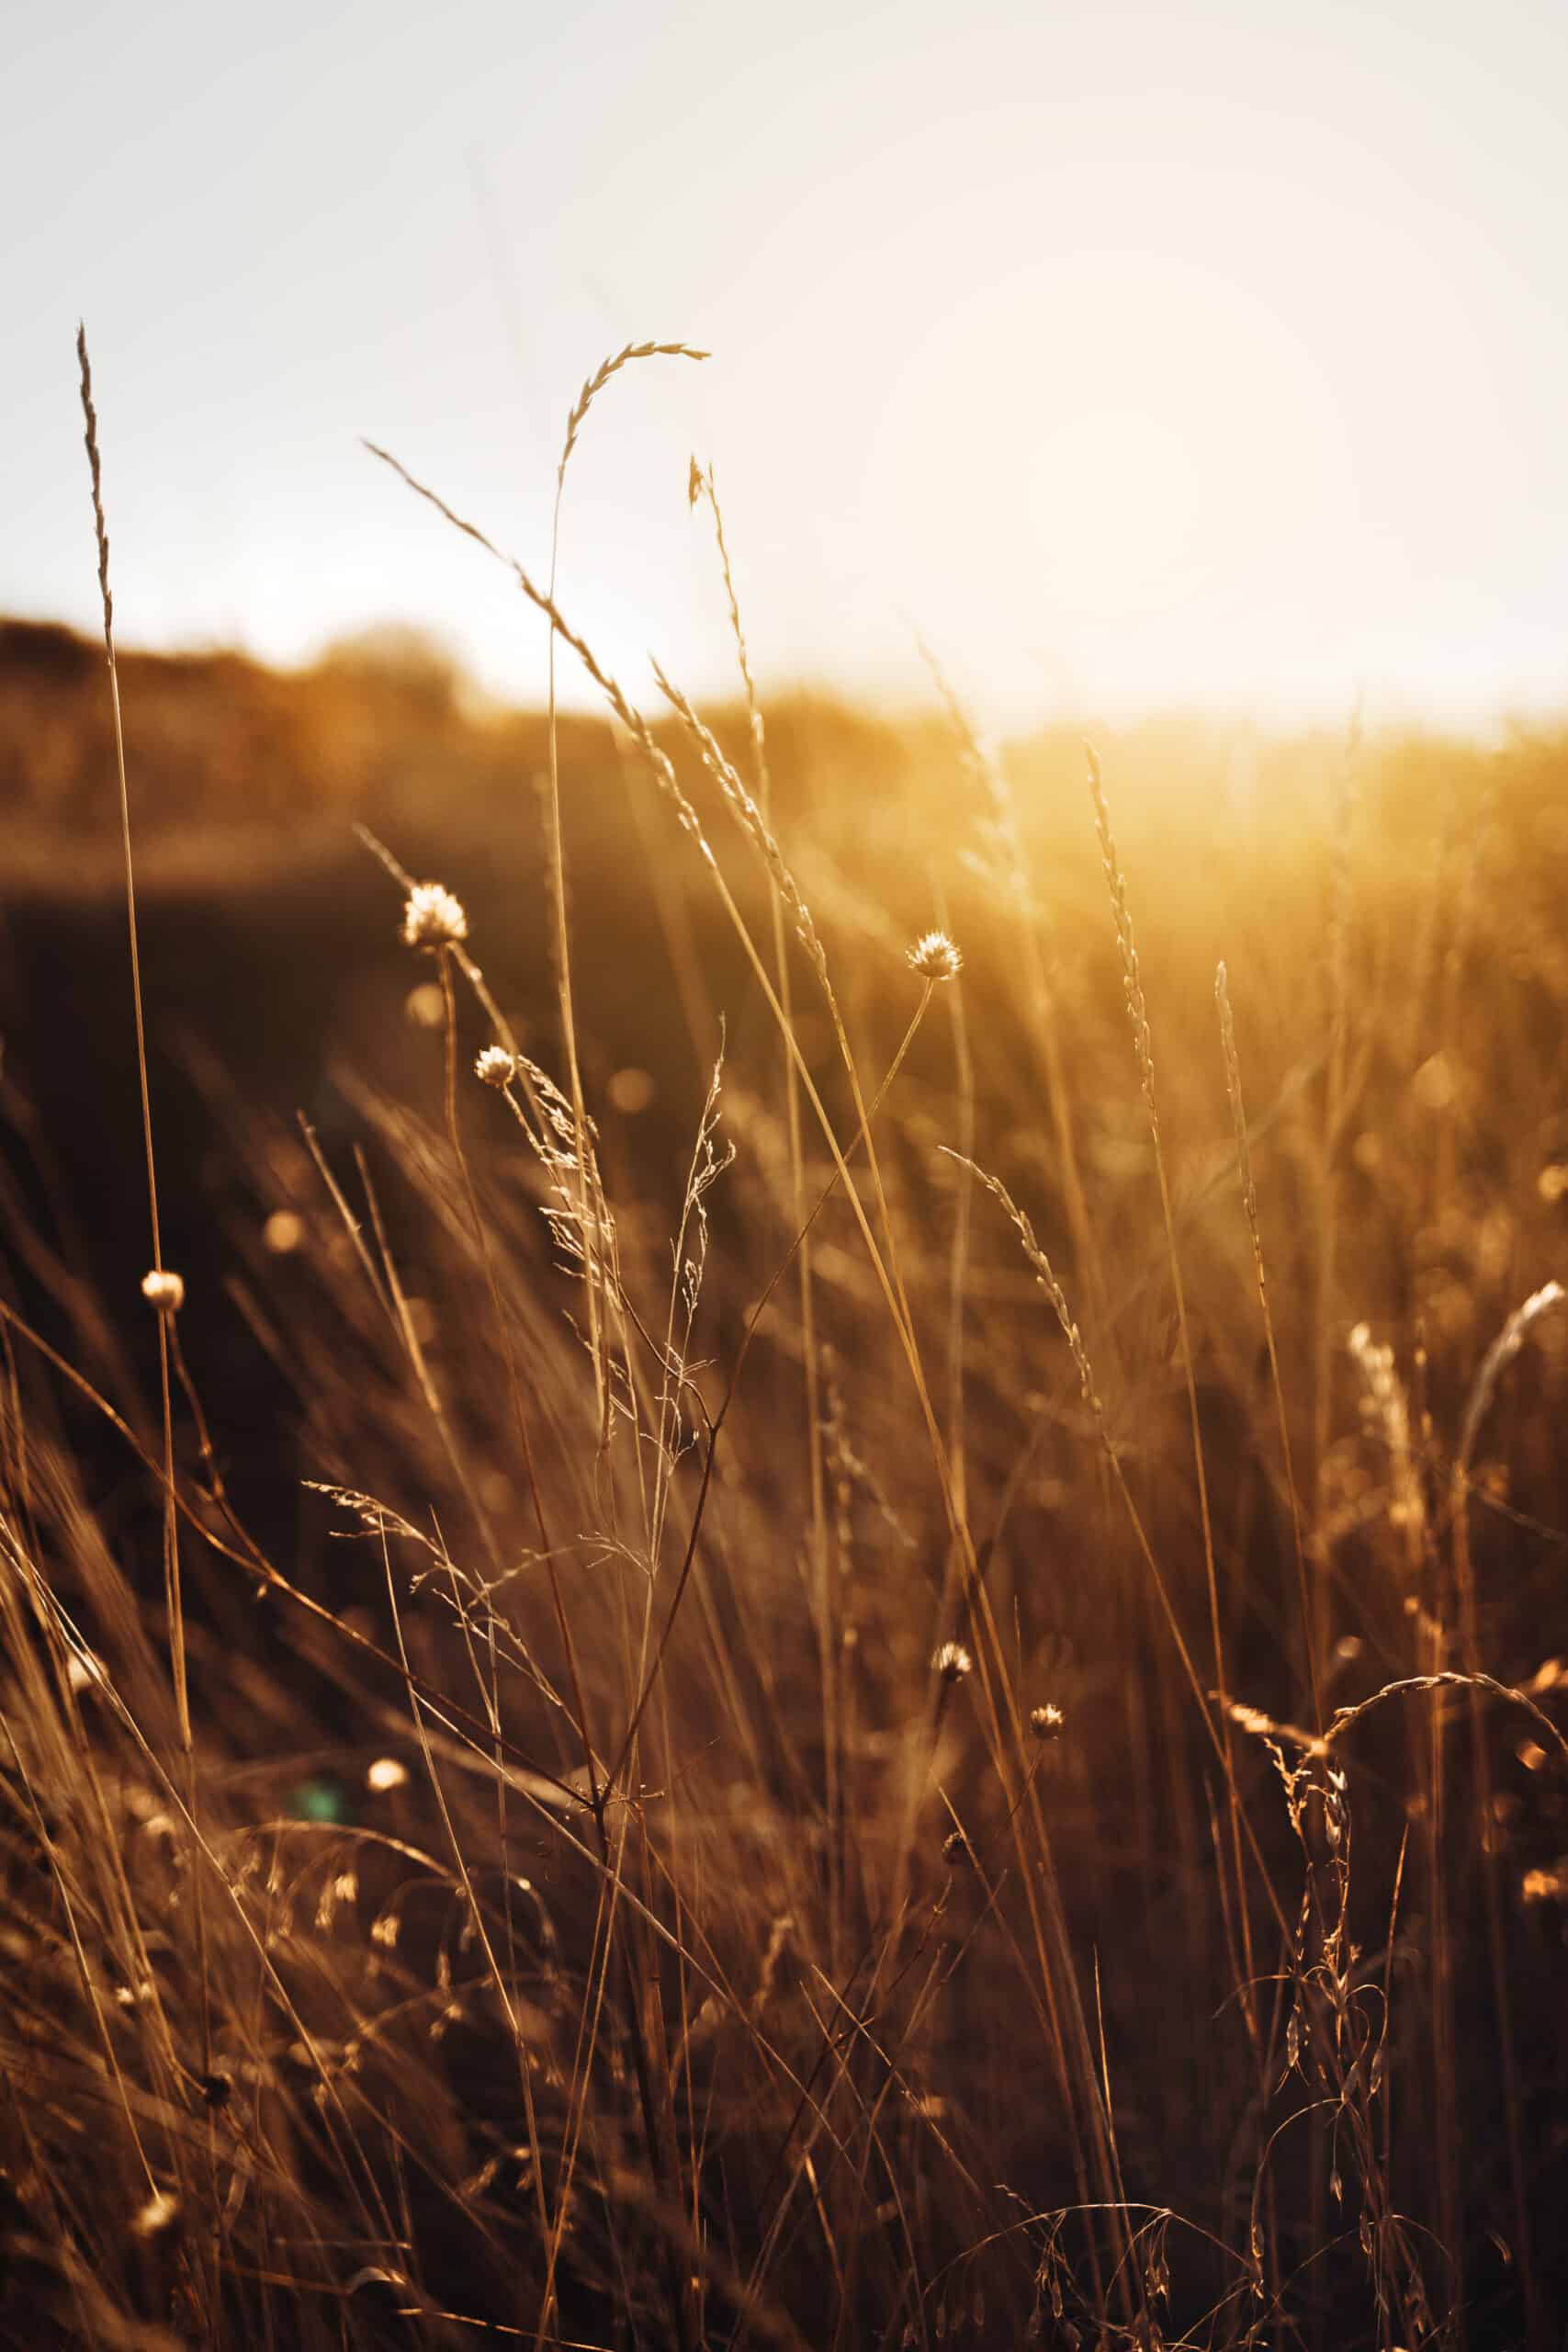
[0,350,1566,2350]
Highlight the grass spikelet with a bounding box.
[650,659,831,989]
[364,440,706,838]
[689,456,766,795]
[1348,1318,1427,1560]
[940,1149,1100,1417]
[558,339,707,484]
[1455,1278,1565,1477]
[1086,739,1156,1122]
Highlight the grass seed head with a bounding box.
[401,880,468,949]
[908,929,963,982]
[131,2188,181,2240]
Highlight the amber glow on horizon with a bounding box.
[6,0,1567,734]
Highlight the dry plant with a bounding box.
[1,331,1565,2352]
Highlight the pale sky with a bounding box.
[6,0,1567,729]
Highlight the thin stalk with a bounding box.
[76,333,216,2249]
[1087,745,1258,2048]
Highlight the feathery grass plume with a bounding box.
[1085,741,1156,1123]
[558,339,707,486]
[1221,1698,1328,1758]
[1455,1279,1565,1478]
[908,929,963,982]
[650,659,831,990]
[1347,1320,1427,1558]
[366,442,705,841]
[77,331,170,1351]
[689,456,768,797]
[1214,964,1260,1255]
[1324,1669,1568,1765]
[940,1149,1100,1417]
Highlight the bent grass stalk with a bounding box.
[76,330,220,2305]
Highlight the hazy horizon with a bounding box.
[8,0,1568,736]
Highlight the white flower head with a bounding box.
[141,1269,186,1314]
[401,881,468,950]
[475,1046,516,1088]
[908,930,963,982]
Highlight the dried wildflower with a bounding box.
[131,2188,180,2240]
[1030,1702,1066,1742]
[401,880,468,949]
[475,1045,516,1088]
[933,1640,973,1685]
[942,1827,974,1868]
[908,929,963,982]
[141,1269,185,1315]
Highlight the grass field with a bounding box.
[2,381,1567,2350]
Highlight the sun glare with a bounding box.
[1025,405,1208,628]
[853,246,1363,708]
